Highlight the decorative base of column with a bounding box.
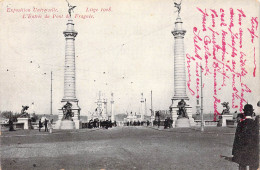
[170,99,195,127]
[55,119,81,129]
[73,119,82,129]
[55,100,82,129]
[175,117,190,127]
[60,120,75,129]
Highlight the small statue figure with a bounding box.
[19,105,30,118]
[174,0,182,16]
[177,99,189,118]
[62,101,74,120]
[66,0,76,18]
[221,102,230,115]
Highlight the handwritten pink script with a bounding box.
[187,8,258,121]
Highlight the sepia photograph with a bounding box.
[0,0,259,169]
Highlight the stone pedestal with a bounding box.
[60,120,75,129]
[221,115,233,127]
[170,100,195,127]
[55,101,82,129]
[17,118,30,130]
[175,117,190,127]
[73,119,82,129]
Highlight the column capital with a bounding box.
[171,30,186,38]
[63,31,78,38]
[172,16,186,38]
[64,19,78,38]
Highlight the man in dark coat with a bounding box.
[232,104,259,170]
[9,118,14,131]
[44,119,48,132]
[39,120,42,131]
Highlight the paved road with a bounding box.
[1,126,239,170]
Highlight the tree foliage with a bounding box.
[0,111,39,122]
[0,111,20,122]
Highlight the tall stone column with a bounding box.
[172,17,188,100]
[63,19,78,102]
[55,19,81,129]
[140,93,145,121]
[170,17,194,127]
[111,93,115,122]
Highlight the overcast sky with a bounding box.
[0,0,259,116]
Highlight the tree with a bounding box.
[1,111,13,119]
[1,111,20,122]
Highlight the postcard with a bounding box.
[0,0,259,169]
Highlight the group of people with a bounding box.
[39,118,53,132]
[124,119,174,128]
[164,117,173,129]
[152,117,173,128]
[126,120,149,126]
[87,119,117,129]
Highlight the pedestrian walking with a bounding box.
[39,120,42,132]
[147,120,150,126]
[232,104,259,170]
[48,121,53,133]
[44,119,48,132]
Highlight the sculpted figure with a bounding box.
[221,102,230,115]
[174,0,182,15]
[62,101,74,120]
[177,99,188,118]
[66,0,76,18]
[20,105,30,118]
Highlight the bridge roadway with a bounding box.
[0,126,238,170]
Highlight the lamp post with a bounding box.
[200,65,204,132]
[50,71,53,116]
